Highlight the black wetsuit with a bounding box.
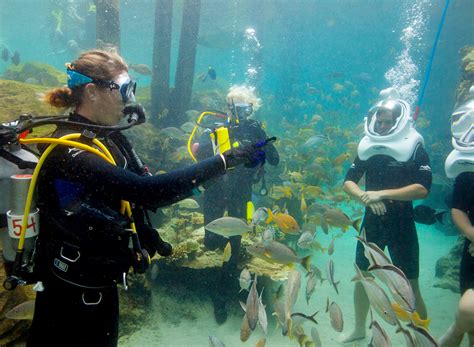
[344,145,432,279]
[196,118,278,316]
[452,171,474,294]
[27,114,226,347]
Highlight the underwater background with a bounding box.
[0,0,473,346]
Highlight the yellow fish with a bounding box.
[222,241,232,265]
[301,185,324,199]
[300,193,307,212]
[332,153,350,166]
[271,185,293,199]
[391,302,430,330]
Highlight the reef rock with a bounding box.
[455,46,474,104]
[2,62,65,87]
[0,79,63,124]
[434,237,463,293]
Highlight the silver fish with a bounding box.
[352,264,398,326]
[396,322,417,347]
[160,126,185,139]
[408,323,439,347]
[246,274,259,330]
[273,297,288,336]
[240,313,252,342]
[290,310,319,329]
[285,269,301,320]
[262,227,275,246]
[369,310,392,347]
[239,268,252,293]
[5,300,35,320]
[177,198,200,209]
[180,121,196,133]
[326,259,340,295]
[328,236,335,255]
[305,270,317,305]
[311,326,322,347]
[252,207,268,226]
[297,231,315,249]
[248,241,311,271]
[326,297,344,332]
[309,264,325,284]
[357,228,392,267]
[150,261,159,281]
[369,263,416,313]
[257,289,268,335]
[206,217,252,238]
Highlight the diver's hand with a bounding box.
[123,103,146,124]
[368,201,387,216]
[360,191,384,204]
[222,144,266,169]
[469,242,474,257]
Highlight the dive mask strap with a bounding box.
[67,69,93,89]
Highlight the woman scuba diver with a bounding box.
[26,48,265,346]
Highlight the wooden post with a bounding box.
[96,0,120,50]
[151,0,173,127]
[168,0,201,127]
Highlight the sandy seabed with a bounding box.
[119,223,466,347]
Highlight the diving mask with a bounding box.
[230,103,253,120]
[67,69,136,104]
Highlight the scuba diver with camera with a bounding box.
[0,49,270,346]
[191,85,279,324]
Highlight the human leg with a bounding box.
[439,289,474,347]
[389,220,427,318]
[341,232,380,343]
[409,278,427,319]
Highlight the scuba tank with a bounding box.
[0,142,38,275]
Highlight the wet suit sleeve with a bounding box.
[344,155,366,184]
[46,147,226,208]
[452,173,471,213]
[411,145,432,191]
[252,121,279,166]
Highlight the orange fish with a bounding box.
[266,209,300,234]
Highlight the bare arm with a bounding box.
[452,208,474,243]
[360,183,428,204]
[343,180,365,203]
[344,180,387,216]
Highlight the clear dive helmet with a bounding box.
[451,88,474,151]
[358,88,423,162]
[365,97,410,139]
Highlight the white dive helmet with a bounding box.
[445,86,474,178]
[358,87,424,162]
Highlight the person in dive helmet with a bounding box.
[342,88,432,343]
[26,49,263,347]
[195,85,279,324]
[439,87,474,347]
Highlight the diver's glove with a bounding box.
[149,229,173,257]
[138,224,173,257]
[123,104,146,125]
[222,143,266,169]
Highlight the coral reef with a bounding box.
[434,237,463,293]
[0,79,63,123]
[2,62,65,87]
[118,273,151,338]
[0,243,36,346]
[455,46,474,104]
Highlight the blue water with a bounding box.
[1,0,473,346]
